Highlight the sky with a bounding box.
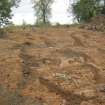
[12,0,73,25]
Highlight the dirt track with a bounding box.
[0,27,105,105]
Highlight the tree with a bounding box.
[70,0,101,22]
[0,0,20,27]
[100,0,105,14]
[33,0,54,25]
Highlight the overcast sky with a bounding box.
[12,0,73,25]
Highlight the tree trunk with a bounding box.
[43,9,46,24]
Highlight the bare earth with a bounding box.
[0,27,105,105]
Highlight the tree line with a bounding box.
[0,0,105,27]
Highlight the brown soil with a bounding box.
[0,27,105,105]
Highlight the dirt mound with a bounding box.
[0,27,105,105]
[83,15,105,32]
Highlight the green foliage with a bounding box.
[55,22,61,27]
[71,0,101,23]
[101,6,105,14]
[33,0,53,25]
[35,21,51,27]
[100,0,105,14]
[0,0,20,27]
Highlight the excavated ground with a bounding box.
[0,27,105,105]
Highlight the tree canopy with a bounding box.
[70,0,105,23]
[33,0,54,25]
[0,0,105,26]
[0,0,20,27]
[71,0,100,22]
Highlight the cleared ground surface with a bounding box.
[0,27,105,105]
